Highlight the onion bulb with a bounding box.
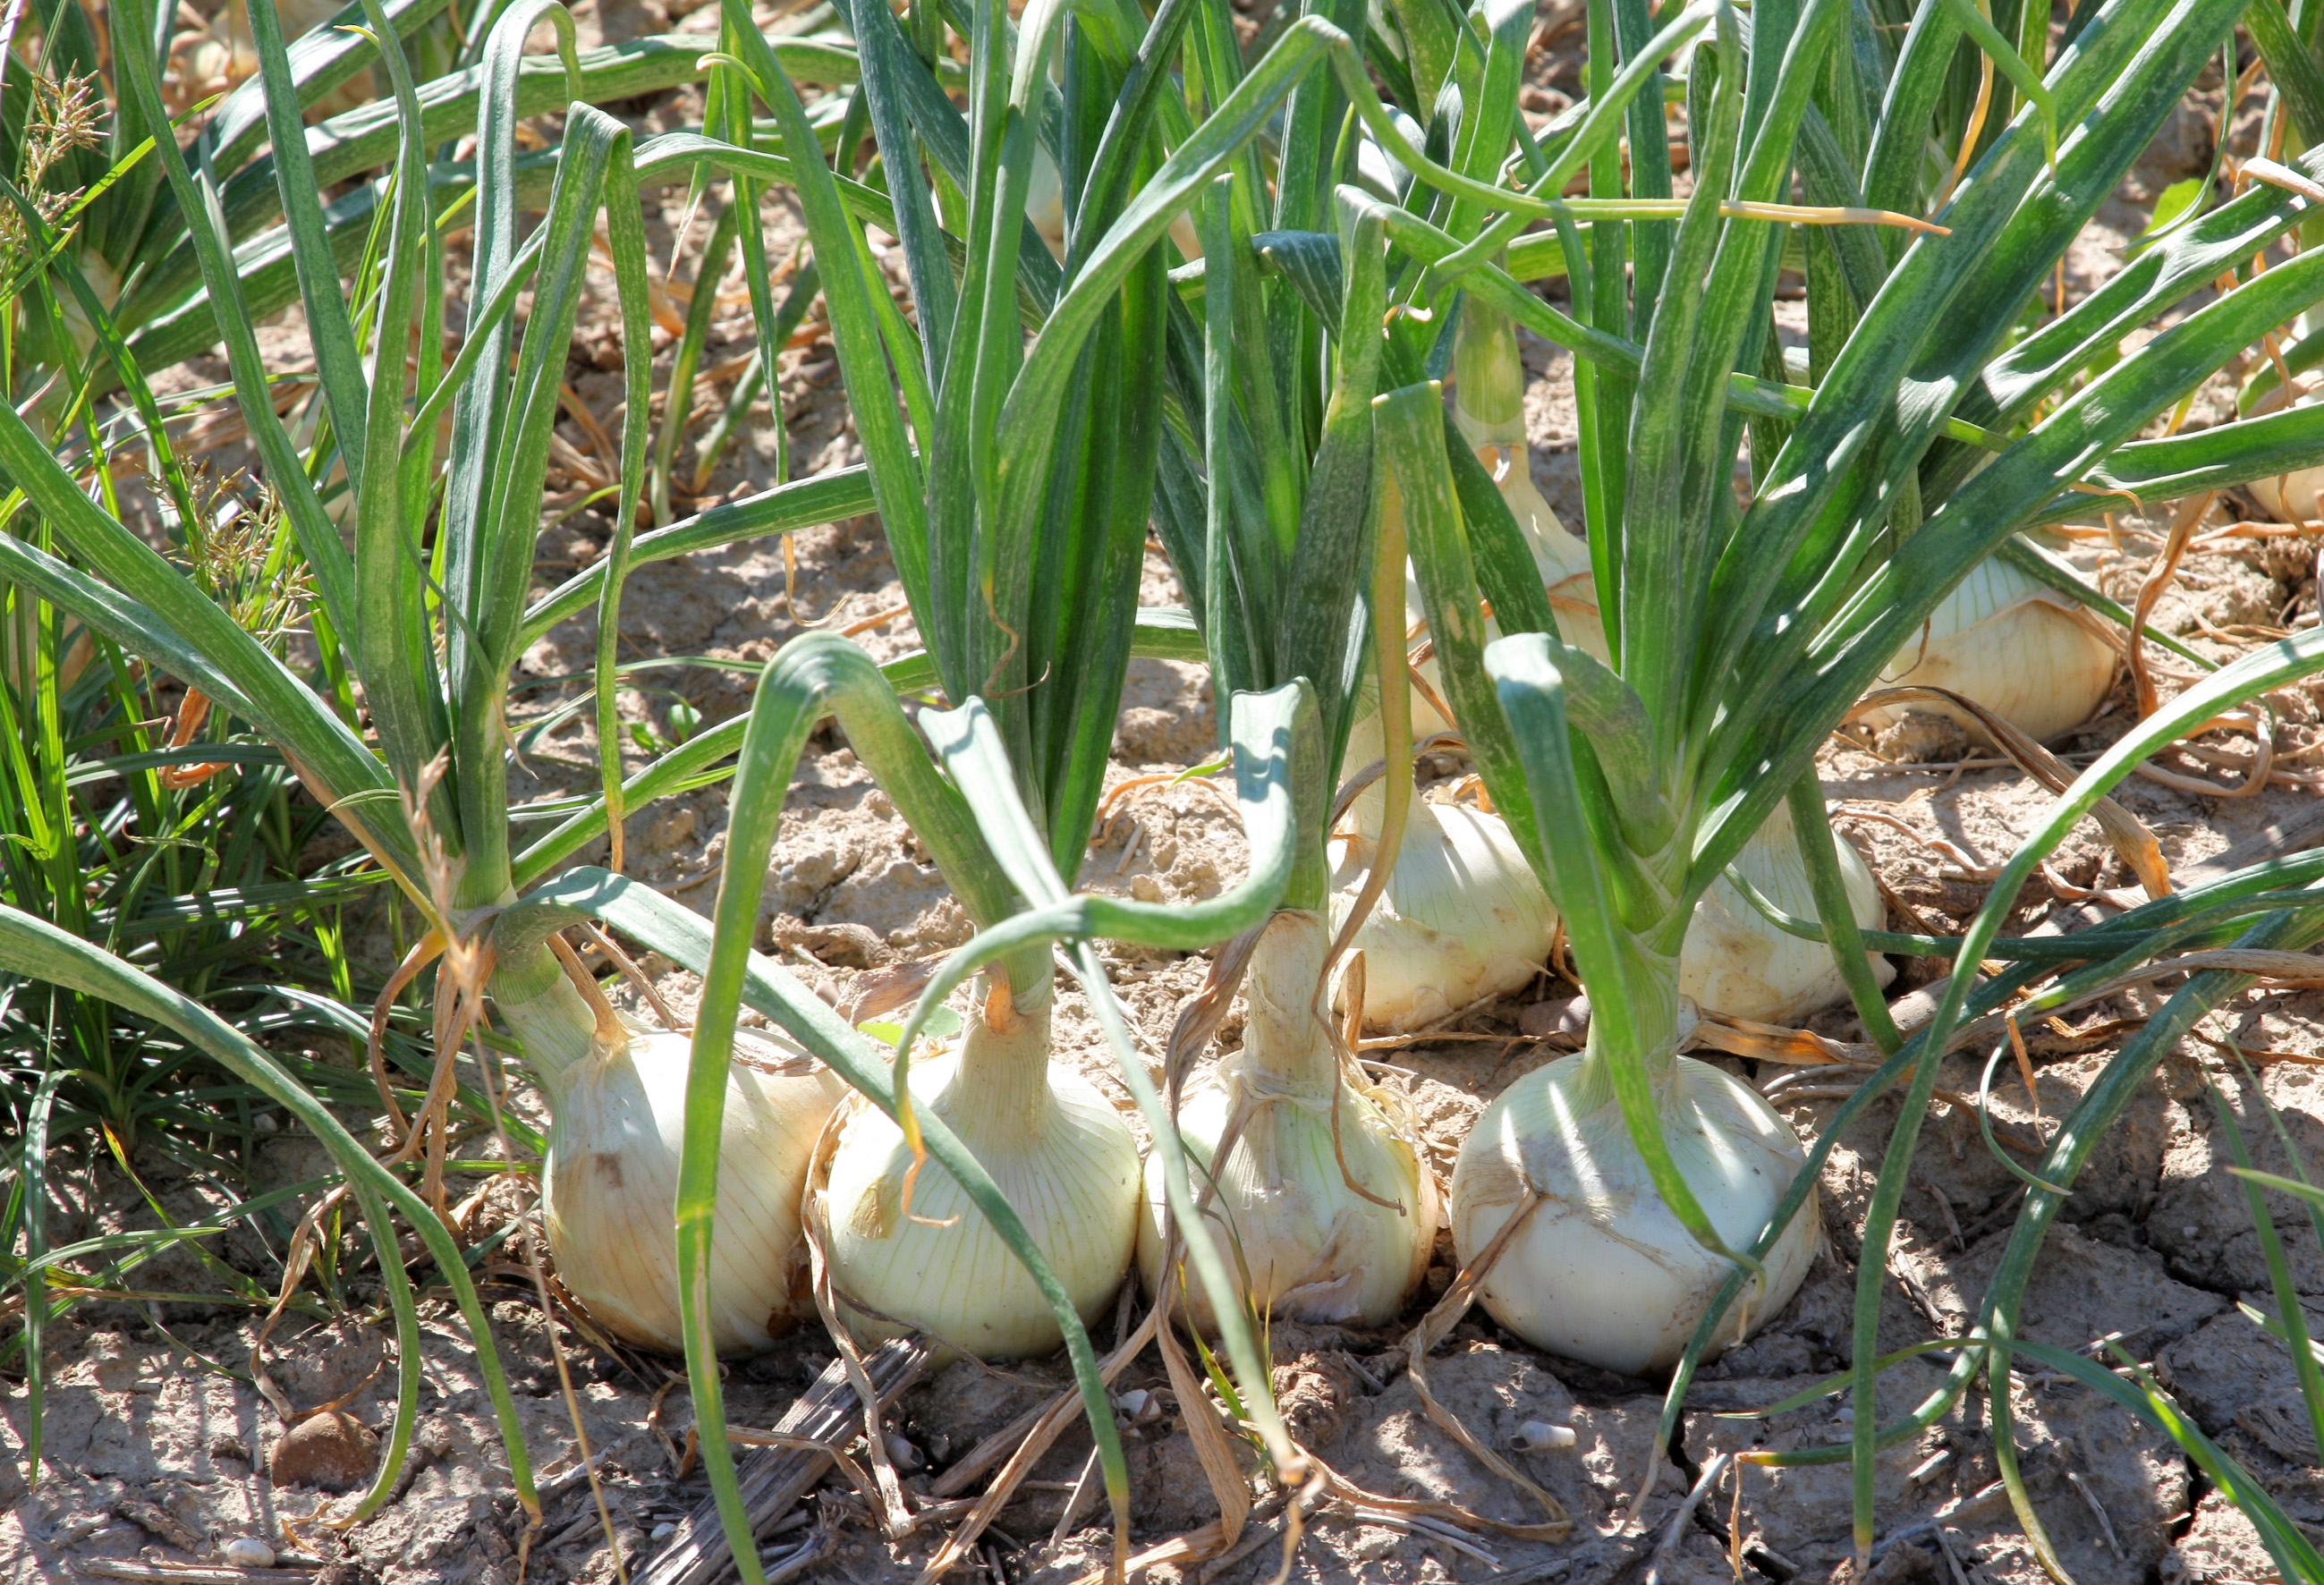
[1451,1042,1818,1374]
[1328,793,1557,1031]
[497,977,844,1356]
[1027,144,1200,263]
[1860,555,2116,743]
[2240,370,2324,523]
[818,998,1140,1360]
[1138,911,1436,1330]
[1680,796,1893,1026]
[1321,313,1585,1031]
[1027,146,1069,260]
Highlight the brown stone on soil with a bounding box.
[269,1411,377,1491]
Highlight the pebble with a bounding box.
[650,1522,678,1543]
[268,1410,378,1492]
[221,1537,277,1568]
[1510,1420,1576,1453]
[1518,996,1589,1039]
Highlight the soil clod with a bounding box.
[268,1411,378,1493]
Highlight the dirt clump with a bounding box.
[270,1411,378,1492]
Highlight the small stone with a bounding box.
[269,1411,377,1492]
[1518,996,1588,1039]
[222,1537,277,1568]
[1510,1420,1576,1453]
[649,1522,677,1543]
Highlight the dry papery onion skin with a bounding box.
[1137,915,1438,1331]
[818,1010,1141,1360]
[1451,1049,1819,1376]
[539,1021,844,1356]
[1329,795,1560,1031]
[1862,555,2118,746]
[1681,795,1896,1026]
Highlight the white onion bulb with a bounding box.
[1451,1047,1818,1375]
[1027,146,1068,260]
[818,1004,1140,1360]
[1861,555,2116,743]
[2251,462,2324,524]
[1679,796,1894,1026]
[2241,373,2324,523]
[541,1023,841,1355]
[1329,796,1557,1031]
[1138,911,1435,1330]
[496,970,844,1357]
[1026,144,1200,264]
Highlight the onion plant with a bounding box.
[0,0,750,1524]
[0,0,477,1489]
[498,0,1743,1563]
[602,0,1946,1563]
[1370,0,2324,1564]
[0,0,997,1536]
[547,0,1354,1563]
[0,0,1393,1565]
[1129,0,1913,1343]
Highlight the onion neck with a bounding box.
[1577,945,1684,1096]
[939,975,1057,1153]
[489,943,604,1110]
[1337,710,1394,843]
[1237,909,1339,1099]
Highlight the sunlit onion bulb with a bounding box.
[2240,372,2324,524]
[1137,910,1436,1330]
[499,990,844,1357]
[1680,795,1893,1026]
[1451,1047,1818,1375]
[1027,143,1200,263]
[1329,795,1559,1031]
[818,1003,1140,1360]
[1861,555,2117,744]
[1325,390,1585,1031]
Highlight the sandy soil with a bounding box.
[5,12,2322,1585]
